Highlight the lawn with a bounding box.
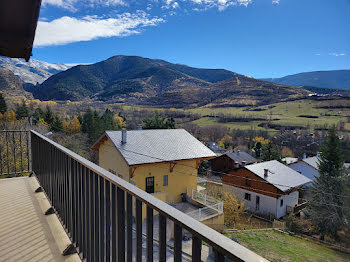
[228,230,350,262]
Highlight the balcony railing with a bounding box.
[29,129,267,262]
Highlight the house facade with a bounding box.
[210,151,257,174]
[92,129,216,204]
[222,160,311,219]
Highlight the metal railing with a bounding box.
[0,130,30,176]
[31,130,267,262]
[189,188,223,207]
[186,203,223,221]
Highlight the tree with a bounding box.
[262,142,281,161]
[143,114,175,129]
[15,100,29,119]
[219,134,233,149]
[52,115,63,132]
[308,126,346,240]
[3,110,16,121]
[33,107,45,124]
[69,116,82,133]
[113,114,126,128]
[0,93,7,114]
[44,106,54,125]
[222,192,245,227]
[281,147,294,158]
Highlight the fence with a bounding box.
[31,130,266,262]
[0,130,30,176]
[186,203,223,221]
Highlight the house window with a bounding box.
[245,177,251,187]
[163,175,168,186]
[280,199,284,207]
[244,193,251,201]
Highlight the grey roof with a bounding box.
[226,151,257,165]
[302,156,320,170]
[205,142,227,153]
[105,129,216,165]
[245,160,312,192]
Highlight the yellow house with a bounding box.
[92,129,216,204]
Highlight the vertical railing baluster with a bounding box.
[136,199,142,262]
[159,214,167,262]
[89,170,94,261]
[105,180,111,262]
[99,176,105,261]
[20,132,23,173]
[12,132,16,175]
[192,236,201,262]
[126,193,133,262]
[174,223,182,262]
[111,184,117,262]
[6,132,9,175]
[117,187,125,261]
[146,206,153,262]
[94,172,100,261]
[214,249,225,262]
[82,166,87,259]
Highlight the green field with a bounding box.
[186,98,350,132]
[228,230,350,262]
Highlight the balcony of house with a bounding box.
[0,130,268,262]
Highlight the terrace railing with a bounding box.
[0,130,30,176]
[31,130,267,262]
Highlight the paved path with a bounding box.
[0,177,79,262]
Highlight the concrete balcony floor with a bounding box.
[0,177,80,262]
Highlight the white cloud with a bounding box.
[184,0,252,11]
[42,0,125,12]
[272,0,280,4]
[328,53,346,57]
[34,11,164,47]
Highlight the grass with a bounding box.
[229,230,350,262]
[186,98,350,132]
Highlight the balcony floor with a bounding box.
[0,177,80,262]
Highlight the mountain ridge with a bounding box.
[29,55,309,108]
[262,70,350,90]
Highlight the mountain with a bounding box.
[30,55,309,107]
[263,70,350,90]
[0,56,71,85]
[0,68,33,100]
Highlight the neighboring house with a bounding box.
[282,157,298,165]
[92,129,216,205]
[222,160,311,219]
[288,155,320,183]
[205,142,227,156]
[210,151,257,174]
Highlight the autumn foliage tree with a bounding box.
[221,192,245,227]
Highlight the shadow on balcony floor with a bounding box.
[0,177,80,262]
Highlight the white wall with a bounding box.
[223,184,277,218]
[223,184,300,219]
[289,162,319,184]
[276,191,299,218]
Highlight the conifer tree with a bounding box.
[308,126,346,240]
[262,141,281,161]
[0,93,7,114]
[52,115,63,132]
[15,100,29,119]
[44,106,54,125]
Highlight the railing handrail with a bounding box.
[31,130,267,262]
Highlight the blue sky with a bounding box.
[33,0,350,78]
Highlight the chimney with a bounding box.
[121,128,127,144]
[303,153,306,160]
[241,161,247,166]
[264,169,269,177]
[316,152,320,158]
[137,124,143,130]
[237,150,240,155]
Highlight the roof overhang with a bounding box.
[0,0,42,61]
